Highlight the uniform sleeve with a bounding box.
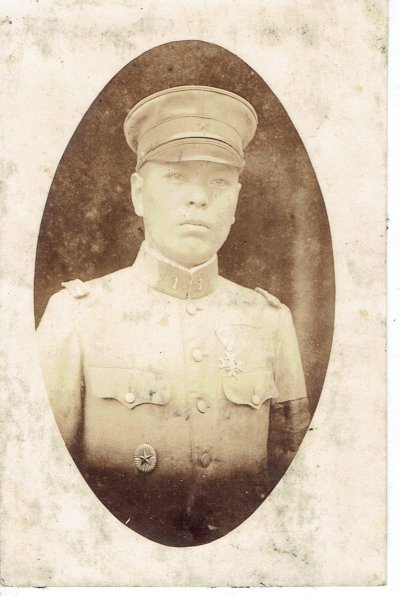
[36,291,83,454]
[274,305,307,403]
[272,306,311,456]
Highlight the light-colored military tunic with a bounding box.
[37,242,308,544]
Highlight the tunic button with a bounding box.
[192,348,204,362]
[252,394,261,406]
[197,399,207,413]
[125,392,136,404]
[186,302,197,316]
[199,453,212,468]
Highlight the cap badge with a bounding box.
[199,120,208,133]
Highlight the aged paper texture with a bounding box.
[0,0,386,586]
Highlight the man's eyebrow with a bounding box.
[212,169,236,175]
[163,164,185,172]
[211,167,241,177]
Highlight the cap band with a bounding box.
[137,115,243,164]
[136,138,244,170]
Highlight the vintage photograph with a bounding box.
[34,41,334,547]
[1,0,387,586]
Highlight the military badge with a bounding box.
[216,327,243,378]
[219,350,243,378]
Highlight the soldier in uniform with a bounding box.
[37,86,311,546]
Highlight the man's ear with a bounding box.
[230,182,241,225]
[131,172,144,217]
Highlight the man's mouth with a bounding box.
[180,220,210,229]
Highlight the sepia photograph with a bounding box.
[34,41,334,547]
[0,0,387,587]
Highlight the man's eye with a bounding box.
[165,171,184,182]
[211,178,229,188]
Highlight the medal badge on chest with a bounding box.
[216,327,243,378]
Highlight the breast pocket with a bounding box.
[222,370,279,409]
[87,366,171,410]
[216,324,273,372]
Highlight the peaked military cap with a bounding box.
[124,85,258,170]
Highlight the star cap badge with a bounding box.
[199,120,208,133]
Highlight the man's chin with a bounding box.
[168,239,216,269]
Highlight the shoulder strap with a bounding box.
[255,287,282,308]
[61,279,90,299]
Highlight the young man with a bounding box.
[37,86,310,546]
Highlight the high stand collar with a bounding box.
[131,242,219,300]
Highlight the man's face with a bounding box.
[131,160,242,268]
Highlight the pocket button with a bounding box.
[125,392,136,404]
[252,394,261,406]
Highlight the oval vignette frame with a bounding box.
[34,40,335,547]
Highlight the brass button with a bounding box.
[197,399,207,413]
[252,394,261,406]
[134,443,157,472]
[192,348,204,362]
[199,453,212,468]
[186,302,197,316]
[125,392,136,404]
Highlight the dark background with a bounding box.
[34,40,335,418]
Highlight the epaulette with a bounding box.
[255,287,282,308]
[61,279,90,299]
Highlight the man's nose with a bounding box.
[187,184,209,207]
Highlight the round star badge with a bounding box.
[134,443,157,473]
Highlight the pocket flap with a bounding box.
[88,366,171,409]
[222,370,279,409]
